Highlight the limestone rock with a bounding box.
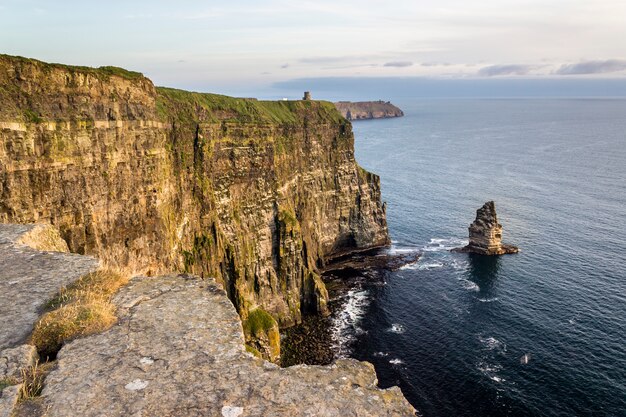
[0,384,21,417]
[41,274,416,416]
[452,201,519,255]
[0,54,390,331]
[0,344,38,380]
[0,224,99,351]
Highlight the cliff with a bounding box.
[334,101,403,121]
[0,55,389,343]
[0,225,415,416]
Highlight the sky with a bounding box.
[1,0,626,98]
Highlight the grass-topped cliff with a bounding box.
[0,54,389,361]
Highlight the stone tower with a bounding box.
[303,91,311,100]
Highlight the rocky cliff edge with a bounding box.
[0,55,390,343]
[0,224,415,416]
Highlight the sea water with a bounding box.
[335,98,626,416]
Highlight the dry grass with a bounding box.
[30,269,128,358]
[18,361,54,400]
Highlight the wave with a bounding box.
[460,279,480,292]
[389,358,404,365]
[387,245,420,255]
[399,260,444,271]
[330,288,371,358]
[477,297,499,303]
[422,237,468,252]
[478,336,507,353]
[477,361,505,383]
[387,323,406,334]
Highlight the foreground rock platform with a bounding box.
[452,201,519,255]
[41,274,415,416]
[0,224,99,351]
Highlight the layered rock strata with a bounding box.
[334,101,404,121]
[452,201,518,255]
[0,55,389,338]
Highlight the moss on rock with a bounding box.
[243,308,281,363]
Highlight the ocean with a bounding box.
[330,98,626,416]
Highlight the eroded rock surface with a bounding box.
[0,224,99,351]
[452,201,518,255]
[42,274,415,416]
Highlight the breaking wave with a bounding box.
[330,288,371,358]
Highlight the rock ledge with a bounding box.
[41,274,416,416]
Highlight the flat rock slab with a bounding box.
[42,274,415,416]
[0,224,99,350]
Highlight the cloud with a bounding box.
[421,62,452,67]
[555,59,626,75]
[477,64,535,76]
[384,61,413,68]
[299,55,379,65]
[280,63,289,69]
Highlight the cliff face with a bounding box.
[334,100,404,121]
[0,55,389,330]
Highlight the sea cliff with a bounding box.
[334,101,404,121]
[0,224,415,416]
[0,55,389,355]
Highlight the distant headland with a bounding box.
[334,100,404,121]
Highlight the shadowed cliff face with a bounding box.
[0,55,389,331]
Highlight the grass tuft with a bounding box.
[31,269,128,359]
[18,361,54,401]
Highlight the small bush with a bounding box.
[31,270,128,359]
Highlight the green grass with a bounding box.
[245,344,263,358]
[0,54,144,82]
[243,308,277,337]
[156,86,346,124]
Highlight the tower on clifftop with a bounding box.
[303,91,311,100]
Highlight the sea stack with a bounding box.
[453,201,519,255]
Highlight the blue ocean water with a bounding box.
[341,99,626,416]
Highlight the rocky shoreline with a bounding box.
[281,248,418,367]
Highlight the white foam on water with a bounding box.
[422,237,468,252]
[387,245,420,255]
[461,279,480,292]
[330,288,371,358]
[387,323,406,334]
[389,358,404,365]
[479,336,506,351]
[477,297,499,303]
[400,260,444,271]
[477,361,505,383]
[450,258,469,271]
[373,351,389,357]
